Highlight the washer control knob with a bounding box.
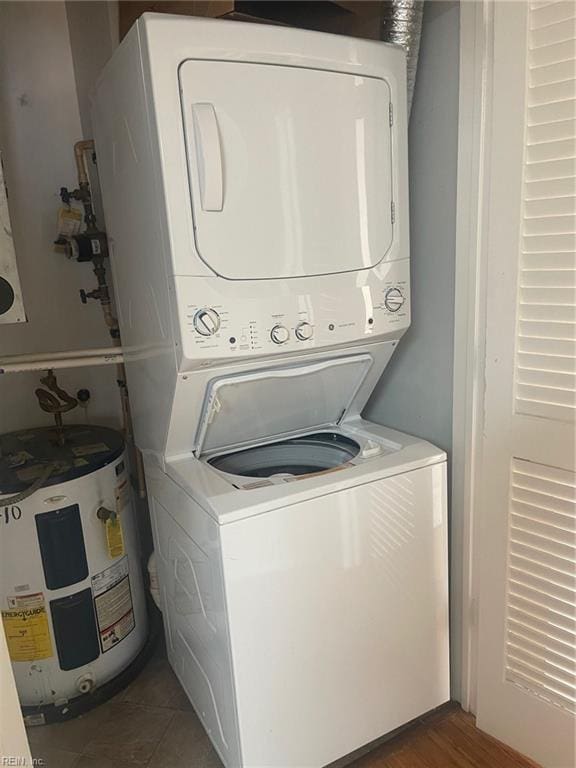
[384,287,405,313]
[270,324,290,344]
[295,321,314,341]
[193,307,221,336]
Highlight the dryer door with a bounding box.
[194,354,373,457]
[180,61,393,280]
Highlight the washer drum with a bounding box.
[0,425,147,709]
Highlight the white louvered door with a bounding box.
[475,2,575,767]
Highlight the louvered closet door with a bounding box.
[475,3,576,767]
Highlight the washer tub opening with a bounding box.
[207,432,360,478]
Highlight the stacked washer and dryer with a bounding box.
[93,14,449,768]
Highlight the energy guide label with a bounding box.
[1,592,53,661]
[92,556,135,653]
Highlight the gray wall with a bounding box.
[0,1,122,433]
[366,0,459,456]
[65,0,118,139]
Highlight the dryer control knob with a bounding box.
[295,322,314,341]
[193,307,221,336]
[270,324,290,344]
[384,287,405,313]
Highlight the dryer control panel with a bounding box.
[174,259,410,369]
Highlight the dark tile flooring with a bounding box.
[27,651,221,768]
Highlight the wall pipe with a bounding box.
[74,140,94,186]
[71,140,146,499]
[72,140,98,231]
[0,348,124,374]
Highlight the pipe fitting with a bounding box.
[76,673,95,695]
[74,140,95,186]
[97,506,116,522]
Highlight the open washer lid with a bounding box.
[194,355,373,458]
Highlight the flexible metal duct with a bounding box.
[381,1,424,115]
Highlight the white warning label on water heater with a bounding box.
[92,556,135,653]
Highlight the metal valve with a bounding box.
[97,506,116,523]
[79,288,101,304]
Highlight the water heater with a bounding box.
[0,425,147,723]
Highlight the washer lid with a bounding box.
[194,355,373,457]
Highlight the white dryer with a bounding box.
[93,14,450,768]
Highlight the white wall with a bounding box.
[366,1,460,457]
[0,367,123,433]
[0,1,120,433]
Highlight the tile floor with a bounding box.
[27,649,222,768]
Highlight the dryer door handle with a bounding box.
[191,103,223,211]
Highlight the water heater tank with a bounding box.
[0,425,148,722]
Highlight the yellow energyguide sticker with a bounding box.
[106,515,125,559]
[1,605,53,661]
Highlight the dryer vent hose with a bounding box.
[381,0,425,115]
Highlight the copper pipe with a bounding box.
[74,140,94,186]
[35,370,78,445]
[117,364,131,437]
[92,259,119,334]
[116,360,147,499]
[73,140,97,230]
[40,370,78,409]
[102,300,118,331]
